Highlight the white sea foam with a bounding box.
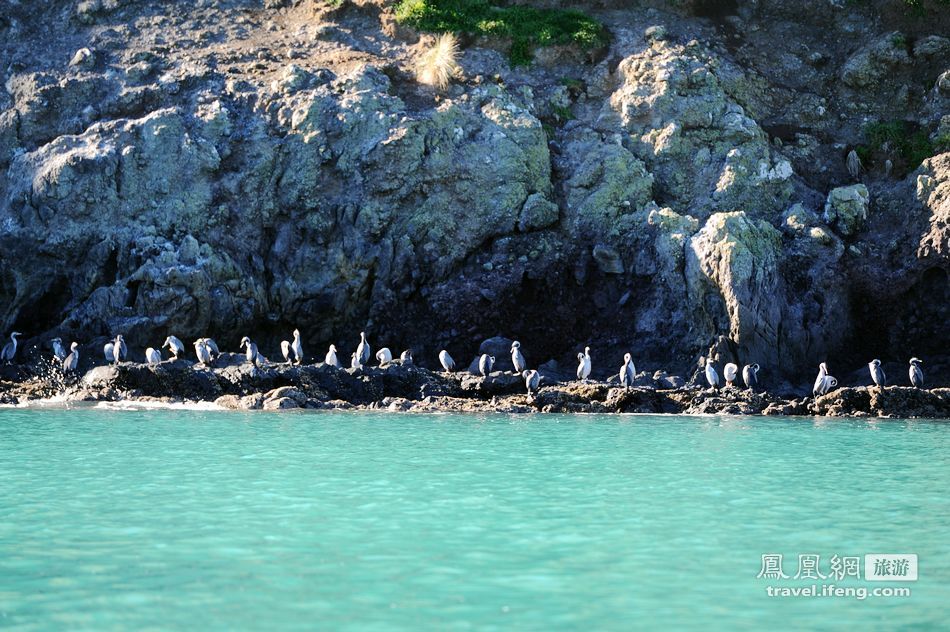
[92,400,226,412]
[9,398,225,411]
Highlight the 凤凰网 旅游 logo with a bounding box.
[756,553,916,599]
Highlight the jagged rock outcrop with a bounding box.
[0,0,948,388]
[917,153,950,258]
[840,32,912,90]
[1,63,557,352]
[601,37,795,219]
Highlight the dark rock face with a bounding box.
[0,0,947,386]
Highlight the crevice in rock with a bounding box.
[11,274,70,335]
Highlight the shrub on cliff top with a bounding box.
[393,0,608,66]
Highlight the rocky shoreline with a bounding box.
[2,357,948,419]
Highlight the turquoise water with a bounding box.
[1,408,948,630]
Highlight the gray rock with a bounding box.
[840,32,911,89]
[937,70,950,96]
[69,48,95,69]
[592,244,624,274]
[823,185,870,236]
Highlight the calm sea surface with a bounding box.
[1,407,947,630]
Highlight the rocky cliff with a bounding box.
[1,0,948,390]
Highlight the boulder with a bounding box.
[840,32,911,89]
[823,184,870,237]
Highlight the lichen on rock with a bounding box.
[823,184,870,237]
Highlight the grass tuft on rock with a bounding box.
[394,0,608,66]
[416,32,461,90]
[855,120,934,174]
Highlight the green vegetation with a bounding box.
[393,0,609,66]
[560,77,585,95]
[847,0,948,15]
[551,103,573,122]
[855,120,934,173]
[900,0,949,8]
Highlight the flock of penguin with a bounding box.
[0,330,930,396]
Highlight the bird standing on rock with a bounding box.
[51,338,66,362]
[577,347,591,380]
[280,340,295,365]
[145,347,161,366]
[112,335,127,365]
[1,332,22,363]
[163,336,184,359]
[325,345,340,367]
[868,359,886,388]
[821,375,838,394]
[511,341,526,374]
[351,352,362,370]
[400,349,413,365]
[620,353,636,387]
[240,336,261,366]
[742,364,760,390]
[523,369,540,396]
[479,354,495,377]
[202,338,220,362]
[813,362,829,397]
[439,350,455,372]
[194,339,212,366]
[357,331,370,366]
[909,358,924,388]
[723,363,738,387]
[376,347,393,365]
[704,359,719,389]
[291,329,304,365]
[63,342,80,373]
